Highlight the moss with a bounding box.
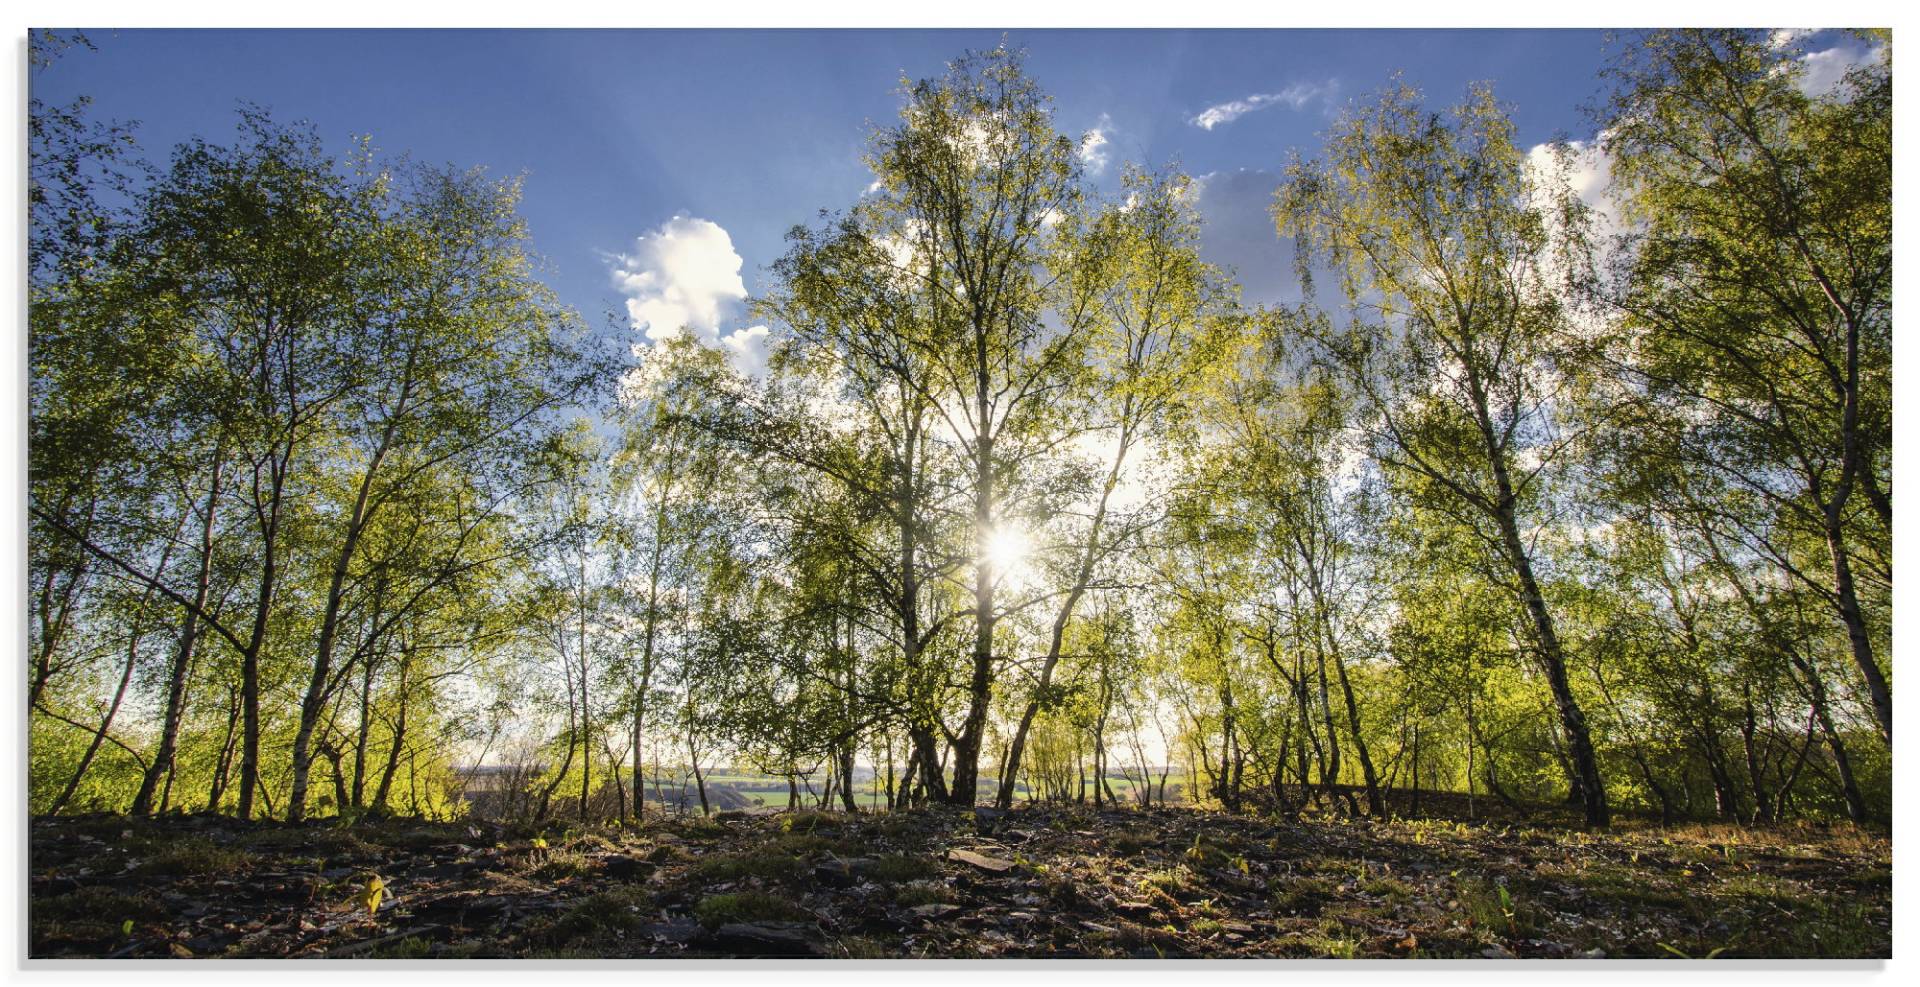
[30,885,168,951]
[529,886,653,948]
[133,837,253,876]
[693,891,813,929]
[691,850,807,885]
[1360,875,1413,901]
[764,832,856,857]
[864,853,937,882]
[778,810,841,835]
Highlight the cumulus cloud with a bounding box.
[1795,43,1878,95]
[611,215,771,375]
[1078,113,1114,176]
[1768,28,1817,50]
[1765,29,1885,97]
[719,323,772,378]
[613,216,747,342]
[1190,81,1338,131]
[1527,138,1621,242]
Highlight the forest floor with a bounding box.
[28,793,1890,960]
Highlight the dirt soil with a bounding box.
[27,797,1891,959]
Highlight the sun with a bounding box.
[982,526,1034,587]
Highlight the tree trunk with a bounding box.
[238,443,294,821]
[1493,500,1609,827]
[134,454,223,815]
[1823,513,1891,744]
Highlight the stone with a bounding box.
[697,922,822,957]
[182,931,238,954]
[603,855,652,880]
[946,848,1015,873]
[812,859,871,888]
[640,918,702,944]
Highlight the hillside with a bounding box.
[29,800,1889,960]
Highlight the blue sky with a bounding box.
[30,28,1852,367]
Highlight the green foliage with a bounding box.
[24,31,1889,845]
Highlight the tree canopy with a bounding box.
[28,32,1891,831]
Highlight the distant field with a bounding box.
[670,773,1192,811]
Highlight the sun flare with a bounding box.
[982,526,1033,585]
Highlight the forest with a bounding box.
[26,28,1892,960]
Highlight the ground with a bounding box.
[27,795,1891,960]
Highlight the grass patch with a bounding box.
[1738,899,1885,958]
[888,880,952,907]
[1271,875,1336,915]
[528,849,596,881]
[1138,869,1185,895]
[1307,923,1361,959]
[673,816,730,840]
[367,936,434,958]
[1457,879,1535,939]
[244,826,373,857]
[826,936,891,958]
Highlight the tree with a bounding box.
[1277,82,1612,826]
[1595,29,1891,743]
[995,168,1237,807]
[865,47,1089,802]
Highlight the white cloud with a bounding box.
[1795,42,1879,95]
[1190,81,1338,131]
[611,215,770,375]
[1078,113,1113,176]
[1527,137,1621,242]
[1765,30,1884,97]
[1768,28,1817,50]
[720,324,772,378]
[613,215,747,342]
